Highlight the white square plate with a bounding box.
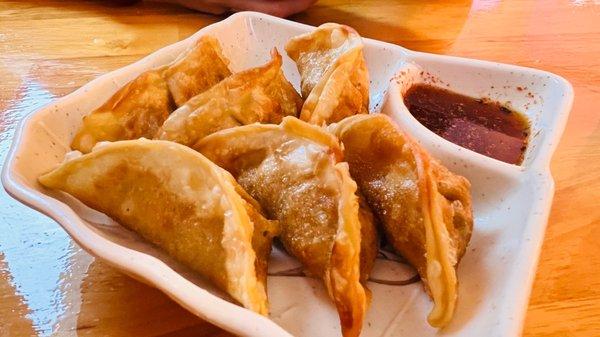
[1,11,573,337]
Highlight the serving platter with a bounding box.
[1,11,573,337]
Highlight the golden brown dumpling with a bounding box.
[71,70,173,153]
[39,139,277,315]
[156,49,302,148]
[357,194,379,284]
[331,114,473,328]
[71,36,231,153]
[197,117,375,337]
[285,23,369,125]
[163,35,231,107]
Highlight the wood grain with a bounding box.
[0,0,598,336]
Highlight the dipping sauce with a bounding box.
[404,84,530,165]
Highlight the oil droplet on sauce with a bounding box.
[404,84,530,165]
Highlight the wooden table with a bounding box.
[0,1,598,336]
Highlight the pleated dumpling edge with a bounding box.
[286,23,369,125]
[157,49,302,148]
[39,139,276,315]
[330,114,474,328]
[70,35,231,153]
[197,117,375,337]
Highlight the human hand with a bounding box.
[160,0,316,17]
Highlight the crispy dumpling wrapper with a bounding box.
[39,139,277,315]
[71,36,231,153]
[71,70,173,153]
[285,23,369,125]
[156,49,302,148]
[357,193,379,284]
[331,114,473,328]
[157,49,302,147]
[197,117,375,337]
[163,35,231,107]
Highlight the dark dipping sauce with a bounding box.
[404,84,530,165]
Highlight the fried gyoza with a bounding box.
[156,49,302,148]
[285,23,369,125]
[70,70,173,153]
[71,36,231,153]
[357,194,379,284]
[197,117,377,337]
[39,139,277,315]
[163,35,232,107]
[330,114,473,328]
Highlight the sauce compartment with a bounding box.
[404,84,529,165]
[382,52,573,171]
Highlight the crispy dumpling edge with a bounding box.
[285,23,369,125]
[216,165,270,315]
[326,162,367,337]
[166,35,231,76]
[197,117,369,336]
[285,22,363,97]
[330,114,472,327]
[416,145,464,327]
[70,69,173,153]
[299,46,368,125]
[71,34,230,153]
[156,49,302,148]
[39,139,269,315]
[194,116,344,162]
[164,35,232,106]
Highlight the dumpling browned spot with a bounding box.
[163,35,232,107]
[39,139,277,315]
[285,23,369,125]
[70,70,173,153]
[357,193,379,285]
[71,35,231,153]
[197,117,375,337]
[156,49,302,148]
[330,114,473,328]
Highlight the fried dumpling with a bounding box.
[71,36,231,153]
[357,194,379,284]
[156,50,302,148]
[163,35,232,107]
[71,70,173,153]
[331,114,473,328]
[39,139,277,315]
[285,23,369,125]
[197,117,376,337]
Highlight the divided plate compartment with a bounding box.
[1,11,573,337]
